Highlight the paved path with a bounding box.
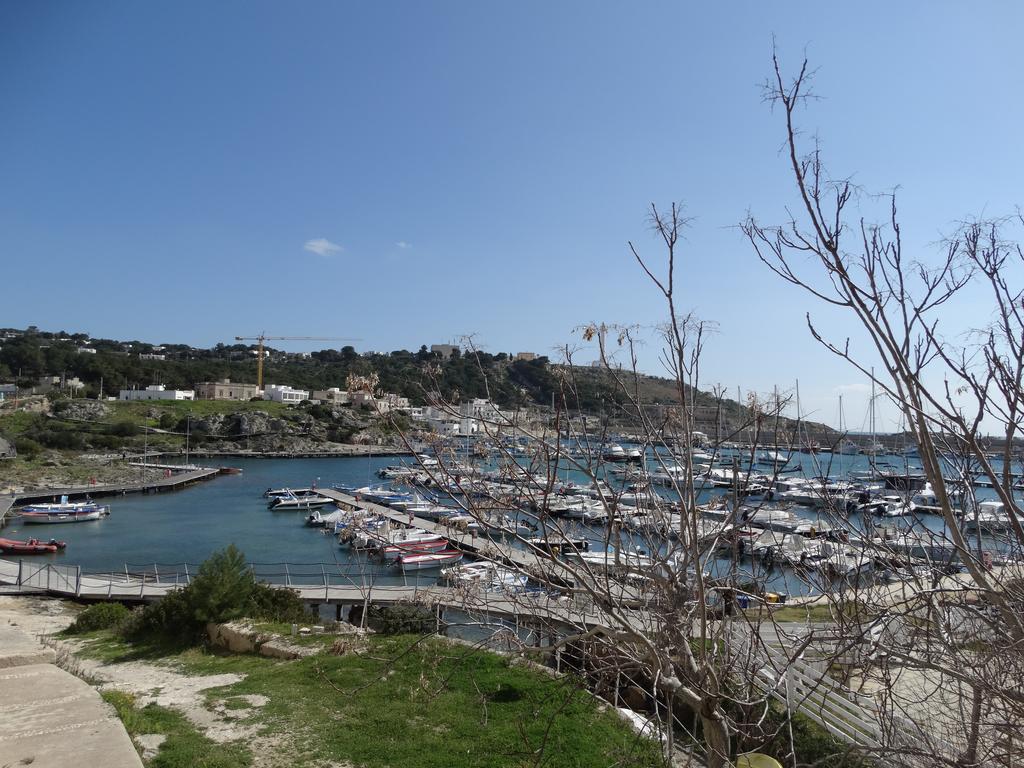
[0,626,142,768]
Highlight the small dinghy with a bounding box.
[0,537,67,554]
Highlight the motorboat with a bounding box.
[859,495,913,518]
[306,508,349,527]
[398,549,463,571]
[20,499,109,524]
[269,493,334,510]
[440,562,528,591]
[963,500,1023,532]
[263,486,315,499]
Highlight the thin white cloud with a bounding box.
[395,241,411,249]
[304,238,343,257]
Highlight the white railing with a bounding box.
[728,623,954,763]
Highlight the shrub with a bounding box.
[158,413,177,430]
[66,602,132,634]
[187,544,254,626]
[367,604,435,635]
[122,545,310,645]
[88,434,122,450]
[249,583,310,624]
[121,588,196,644]
[35,427,84,450]
[107,421,140,437]
[13,437,42,459]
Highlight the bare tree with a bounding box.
[350,203,884,768]
[743,51,1024,767]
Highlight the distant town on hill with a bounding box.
[0,325,838,439]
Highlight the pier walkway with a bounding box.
[319,489,556,573]
[9,467,222,506]
[0,559,651,634]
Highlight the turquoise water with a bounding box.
[5,457,397,573]
[3,451,1012,593]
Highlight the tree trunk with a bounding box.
[700,703,730,768]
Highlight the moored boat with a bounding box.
[0,537,67,554]
[398,549,463,571]
[20,500,109,524]
[381,539,450,560]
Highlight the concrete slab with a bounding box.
[0,624,55,668]
[0,663,143,768]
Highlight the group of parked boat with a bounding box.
[0,496,112,556]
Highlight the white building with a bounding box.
[461,398,503,423]
[262,384,309,404]
[138,353,166,361]
[119,384,195,401]
[77,347,97,355]
[311,387,350,405]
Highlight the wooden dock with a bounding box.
[188,447,414,459]
[319,489,562,575]
[10,467,223,506]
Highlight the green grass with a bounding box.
[102,690,252,768]
[107,400,290,424]
[79,631,661,768]
[0,409,44,438]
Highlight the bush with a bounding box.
[88,434,123,450]
[13,437,42,459]
[367,604,435,635]
[249,583,310,624]
[121,545,309,645]
[107,421,140,437]
[158,413,177,430]
[35,427,85,450]
[187,544,254,626]
[121,588,196,644]
[66,602,132,634]
[756,704,874,768]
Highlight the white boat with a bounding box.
[398,549,463,571]
[602,445,629,462]
[836,439,860,456]
[354,527,444,550]
[263,486,315,499]
[20,504,108,524]
[20,497,110,524]
[440,562,528,590]
[963,500,1023,532]
[306,508,350,527]
[757,450,790,466]
[860,495,913,518]
[269,493,334,510]
[570,549,654,575]
[820,542,873,576]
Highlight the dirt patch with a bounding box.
[0,596,261,743]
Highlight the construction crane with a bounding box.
[234,335,360,389]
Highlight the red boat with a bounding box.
[381,539,449,561]
[0,537,67,555]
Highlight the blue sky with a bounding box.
[2,2,1021,431]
